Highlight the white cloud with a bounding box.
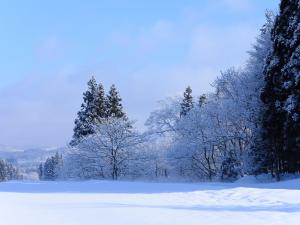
[0,2,268,148]
[188,24,257,68]
[136,20,176,53]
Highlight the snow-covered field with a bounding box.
[1,178,300,225]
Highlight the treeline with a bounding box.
[38,153,63,180]
[40,0,299,182]
[257,0,300,179]
[0,159,22,181]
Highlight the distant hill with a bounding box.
[0,146,67,179]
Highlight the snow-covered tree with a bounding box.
[180,86,194,117]
[170,102,219,180]
[0,159,21,182]
[94,82,107,119]
[145,11,275,181]
[145,97,181,135]
[41,153,63,180]
[198,94,207,108]
[70,77,107,146]
[65,118,143,180]
[106,84,126,119]
[261,0,300,179]
[220,151,242,182]
[38,163,43,180]
[62,4,296,182]
[243,11,275,175]
[146,94,220,181]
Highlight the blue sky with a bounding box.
[0,0,279,149]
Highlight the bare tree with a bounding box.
[65,118,144,180]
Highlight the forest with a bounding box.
[1,0,299,183]
[1,1,300,225]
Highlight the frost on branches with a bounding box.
[260,0,300,179]
[64,118,144,180]
[145,12,275,181]
[37,3,300,182]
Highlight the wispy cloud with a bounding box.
[0,1,277,148]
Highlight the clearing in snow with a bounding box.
[0,178,300,225]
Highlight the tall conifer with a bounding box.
[106,84,126,118]
[261,0,300,178]
[180,86,194,117]
[70,77,107,145]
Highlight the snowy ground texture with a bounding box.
[1,177,300,225]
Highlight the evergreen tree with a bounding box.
[106,84,126,118]
[0,160,6,181]
[42,153,63,181]
[38,163,43,180]
[220,152,242,182]
[94,82,107,119]
[0,159,21,182]
[261,0,300,179]
[70,77,107,146]
[198,94,207,108]
[248,12,275,175]
[180,86,194,117]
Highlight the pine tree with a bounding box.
[180,86,194,117]
[247,12,275,175]
[198,94,207,108]
[38,163,43,180]
[70,77,107,146]
[0,160,6,181]
[220,151,243,182]
[261,0,300,179]
[106,84,126,118]
[42,152,63,181]
[0,159,21,182]
[94,82,107,119]
[71,77,98,145]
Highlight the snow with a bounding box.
[0,178,300,225]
